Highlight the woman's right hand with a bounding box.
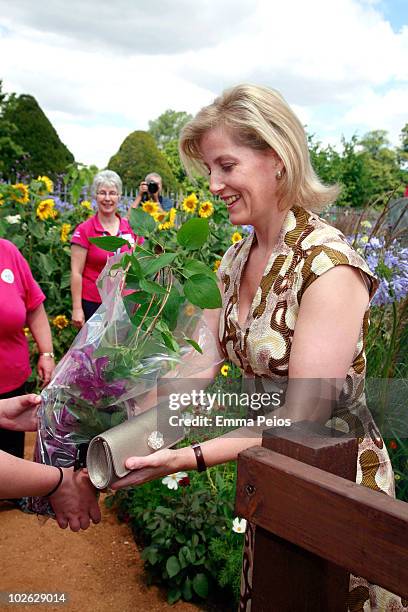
[72,307,85,329]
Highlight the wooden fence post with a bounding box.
[236,422,358,611]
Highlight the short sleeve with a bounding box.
[299,242,379,303]
[14,249,46,311]
[71,222,89,249]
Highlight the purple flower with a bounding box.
[372,279,391,306]
[391,276,408,302]
[66,348,127,403]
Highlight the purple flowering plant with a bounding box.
[347,206,407,380]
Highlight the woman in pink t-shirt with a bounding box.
[70,170,138,327]
[0,239,55,460]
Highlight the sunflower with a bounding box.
[37,198,57,221]
[152,211,167,223]
[37,175,53,194]
[60,223,71,242]
[220,364,230,377]
[52,314,69,330]
[80,200,92,210]
[199,200,214,218]
[182,193,198,213]
[11,183,29,204]
[231,232,242,244]
[213,259,221,272]
[142,200,160,215]
[158,207,177,230]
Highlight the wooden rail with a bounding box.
[235,423,408,611]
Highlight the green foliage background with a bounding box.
[108,130,177,192]
[1,92,74,181]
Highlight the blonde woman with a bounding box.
[113,85,400,611]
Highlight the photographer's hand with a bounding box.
[131,182,148,210]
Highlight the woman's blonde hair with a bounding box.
[179,84,340,211]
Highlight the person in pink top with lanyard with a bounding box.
[70,170,139,327]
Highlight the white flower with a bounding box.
[162,472,188,490]
[5,214,21,224]
[232,517,247,533]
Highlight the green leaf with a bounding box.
[129,257,143,279]
[184,337,203,354]
[161,331,180,353]
[192,573,209,598]
[38,252,58,276]
[177,218,209,250]
[184,274,222,309]
[89,236,130,251]
[110,412,125,427]
[142,547,159,565]
[129,207,155,235]
[142,252,177,277]
[167,588,182,605]
[182,577,193,601]
[183,258,216,279]
[139,278,167,295]
[60,270,71,290]
[162,287,184,330]
[166,555,181,578]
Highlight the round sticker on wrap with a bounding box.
[1,268,14,284]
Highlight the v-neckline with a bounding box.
[235,208,293,329]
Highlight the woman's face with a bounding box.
[95,183,119,215]
[199,127,283,228]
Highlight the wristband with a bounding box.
[191,443,207,472]
[39,352,55,359]
[46,466,64,497]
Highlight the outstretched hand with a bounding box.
[50,468,101,531]
[0,394,41,431]
[110,448,192,490]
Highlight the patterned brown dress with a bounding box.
[218,205,406,611]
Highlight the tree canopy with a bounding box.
[108,130,177,191]
[0,81,26,179]
[148,109,192,149]
[309,128,408,207]
[1,92,74,180]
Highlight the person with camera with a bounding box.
[131,172,174,212]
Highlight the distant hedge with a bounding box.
[108,130,177,191]
[2,94,74,180]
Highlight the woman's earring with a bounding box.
[276,169,282,180]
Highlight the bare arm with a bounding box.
[71,244,87,328]
[128,181,148,216]
[26,303,55,387]
[0,452,101,530]
[112,265,369,489]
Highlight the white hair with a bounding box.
[92,170,122,196]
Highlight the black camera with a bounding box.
[147,181,159,195]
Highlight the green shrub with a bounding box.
[2,94,74,180]
[108,130,177,192]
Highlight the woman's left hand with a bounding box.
[37,355,55,388]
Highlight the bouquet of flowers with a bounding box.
[30,206,223,516]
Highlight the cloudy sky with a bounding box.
[0,0,407,168]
